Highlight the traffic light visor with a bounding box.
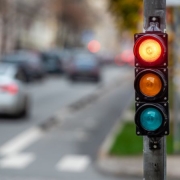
[139,73,162,97]
[140,107,163,131]
[134,35,166,66]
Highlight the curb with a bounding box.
[96,109,143,178]
[98,110,134,158]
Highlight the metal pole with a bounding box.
[173,7,180,154]
[143,0,166,180]
[144,0,166,32]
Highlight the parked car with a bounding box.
[96,51,115,65]
[66,52,101,82]
[41,49,72,74]
[1,50,46,82]
[0,69,30,117]
[0,62,29,83]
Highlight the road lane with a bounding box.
[0,66,131,146]
[0,65,135,180]
[0,73,133,179]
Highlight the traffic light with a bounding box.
[134,32,169,137]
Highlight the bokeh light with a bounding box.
[87,40,101,53]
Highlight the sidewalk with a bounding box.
[97,154,180,179]
[97,110,180,180]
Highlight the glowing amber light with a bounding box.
[139,39,162,62]
[139,73,162,97]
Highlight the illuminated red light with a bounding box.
[114,50,134,66]
[134,35,166,66]
[114,54,125,66]
[121,50,134,65]
[0,84,18,95]
[87,40,101,53]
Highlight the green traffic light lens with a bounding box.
[140,107,163,131]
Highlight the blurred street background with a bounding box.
[0,0,179,180]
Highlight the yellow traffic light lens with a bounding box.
[139,39,162,63]
[139,73,162,97]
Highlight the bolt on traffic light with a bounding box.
[134,31,169,138]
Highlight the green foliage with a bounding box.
[109,122,143,155]
[108,0,142,33]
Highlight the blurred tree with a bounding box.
[108,0,142,34]
[49,0,98,47]
[0,0,48,53]
[0,0,101,52]
[0,0,8,54]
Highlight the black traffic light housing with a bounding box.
[134,29,169,143]
[135,102,169,137]
[135,68,168,102]
[134,32,168,68]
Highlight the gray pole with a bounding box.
[144,0,166,32]
[143,0,166,180]
[173,7,180,154]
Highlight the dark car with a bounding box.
[41,49,72,74]
[1,51,46,82]
[66,52,101,82]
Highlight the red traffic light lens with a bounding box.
[134,35,166,66]
[139,39,161,62]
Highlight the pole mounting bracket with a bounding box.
[148,137,162,150]
[146,16,162,32]
[149,16,160,28]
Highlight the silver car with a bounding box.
[0,64,29,117]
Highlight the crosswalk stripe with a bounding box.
[56,155,91,172]
[0,127,44,156]
[0,153,35,169]
[0,154,91,171]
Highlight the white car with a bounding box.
[0,64,29,117]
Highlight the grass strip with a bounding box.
[109,121,173,156]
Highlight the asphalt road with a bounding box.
[0,65,137,180]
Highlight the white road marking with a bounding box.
[0,153,35,169]
[0,127,44,156]
[56,155,90,172]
